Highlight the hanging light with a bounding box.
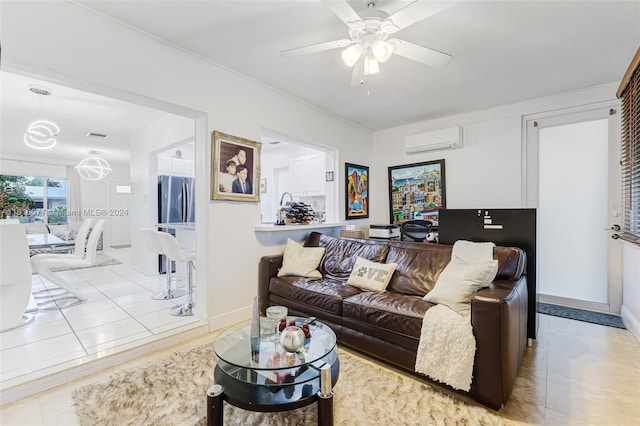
[24,120,59,150]
[341,44,364,67]
[364,54,380,76]
[23,85,59,150]
[370,40,394,63]
[76,152,112,181]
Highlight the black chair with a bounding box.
[400,220,433,242]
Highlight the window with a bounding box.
[618,48,640,243]
[0,175,68,224]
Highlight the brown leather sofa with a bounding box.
[258,232,528,410]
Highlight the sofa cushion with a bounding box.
[385,243,453,296]
[347,257,397,292]
[310,233,389,281]
[277,238,325,278]
[423,258,499,315]
[342,291,432,340]
[269,276,362,316]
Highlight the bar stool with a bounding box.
[156,231,195,317]
[141,228,186,300]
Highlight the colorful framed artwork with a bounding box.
[211,130,261,202]
[345,163,369,220]
[388,159,446,225]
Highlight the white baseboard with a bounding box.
[538,294,612,314]
[621,305,640,344]
[208,305,249,332]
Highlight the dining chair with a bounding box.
[32,219,106,309]
[0,223,35,332]
[141,228,186,300]
[31,218,94,267]
[0,218,20,224]
[157,231,195,316]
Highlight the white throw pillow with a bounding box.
[277,239,325,278]
[347,256,398,292]
[423,258,499,316]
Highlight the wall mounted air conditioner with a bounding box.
[404,126,463,154]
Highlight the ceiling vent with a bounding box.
[404,126,463,154]
[86,132,110,139]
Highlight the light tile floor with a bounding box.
[1,311,639,425]
[0,247,204,398]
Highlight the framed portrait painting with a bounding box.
[345,163,369,219]
[388,159,446,225]
[211,131,261,202]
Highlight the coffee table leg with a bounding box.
[317,364,333,426]
[207,384,224,426]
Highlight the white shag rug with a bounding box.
[72,342,507,426]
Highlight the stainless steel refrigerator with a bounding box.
[157,175,195,273]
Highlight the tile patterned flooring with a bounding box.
[0,247,204,398]
[1,257,639,424]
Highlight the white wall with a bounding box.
[1,1,372,330]
[371,82,639,329]
[129,113,195,276]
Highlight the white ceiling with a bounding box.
[0,71,169,166]
[1,0,638,166]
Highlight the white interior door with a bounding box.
[526,106,622,313]
[109,181,131,247]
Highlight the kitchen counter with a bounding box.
[254,222,346,232]
[155,222,195,231]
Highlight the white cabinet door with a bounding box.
[305,154,325,195]
[172,158,194,177]
[158,156,171,175]
[289,157,306,196]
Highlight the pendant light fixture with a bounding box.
[23,85,60,150]
[76,151,112,181]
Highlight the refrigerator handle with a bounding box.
[182,181,188,223]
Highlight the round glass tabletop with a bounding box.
[213,317,337,386]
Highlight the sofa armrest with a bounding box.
[470,276,528,409]
[258,255,283,314]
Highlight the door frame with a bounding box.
[523,101,623,314]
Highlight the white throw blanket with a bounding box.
[415,304,476,391]
[414,240,495,391]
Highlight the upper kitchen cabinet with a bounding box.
[158,155,195,177]
[289,153,325,196]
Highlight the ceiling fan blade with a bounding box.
[322,0,363,28]
[281,39,351,57]
[392,40,452,67]
[350,59,364,86]
[384,1,460,33]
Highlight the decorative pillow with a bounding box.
[423,258,499,316]
[277,238,325,278]
[347,256,398,292]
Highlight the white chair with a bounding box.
[141,228,186,300]
[0,223,35,332]
[32,219,105,309]
[0,218,20,224]
[31,218,94,266]
[157,231,195,317]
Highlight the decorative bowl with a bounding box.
[279,325,306,352]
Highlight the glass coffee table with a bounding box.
[207,317,339,426]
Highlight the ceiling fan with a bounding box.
[281,0,457,86]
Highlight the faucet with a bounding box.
[279,192,293,206]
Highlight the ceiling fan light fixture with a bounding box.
[341,43,364,67]
[363,55,380,76]
[371,40,394,63]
